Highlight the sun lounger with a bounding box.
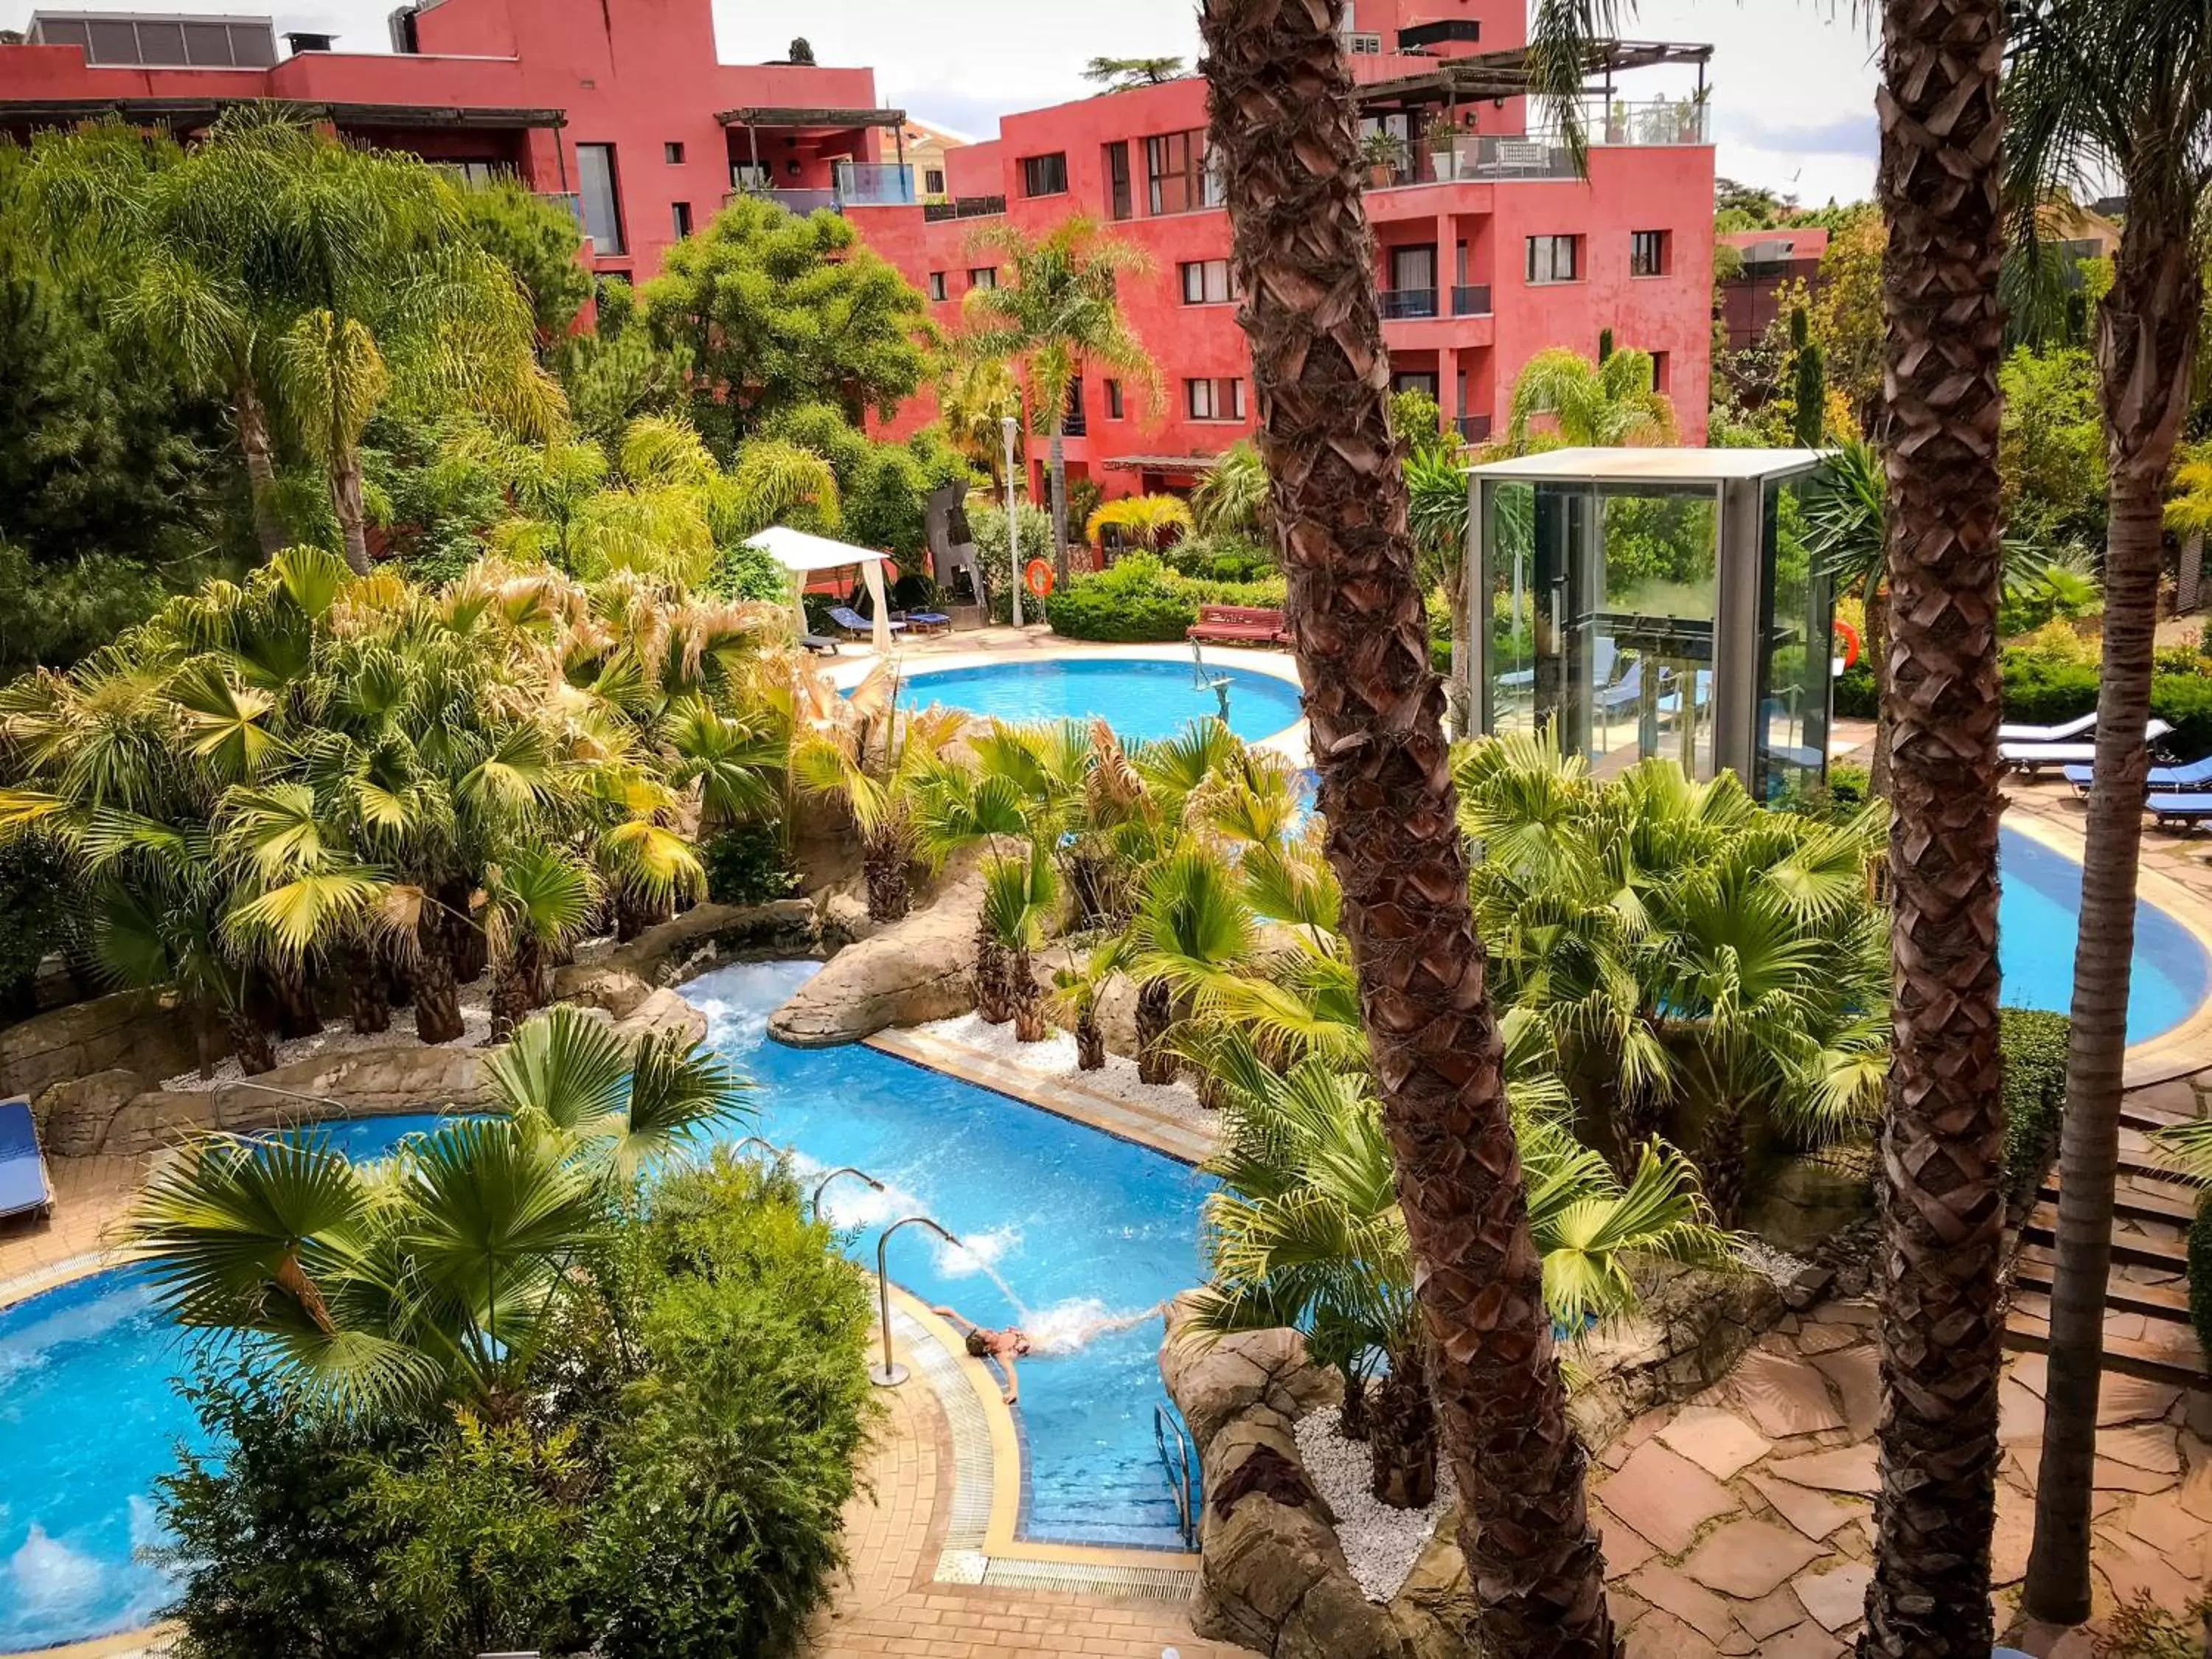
[0,1097,53,1222]
[904,611,953,636]
[800,633,840,655]
[2060,745,2212,796]
[826,605,906,639]
[2149,794,2212,831]
[1997,712,2099,744]
[2002,720,2172,776]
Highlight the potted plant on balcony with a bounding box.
[1424,119,1461,181]
[1360,129,1408,187]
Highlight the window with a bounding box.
[664,142,685,164]
[925,167,946,195]
[1178,258,1239,305]
[1145,129,1220,215]
[1630,229,1669,277]
[1065,377,1086,437]
[670,201,692,239]
[928,271,949,302]
[1105,379,1124,420]
[1103,141,1134,221]
[575,144,626,257]
[1525,234,1579,284]
[1650,351,1672,394]
[1344,30,1382,53]
[1021,153,1069,197]
[1186,377,1245,420]
[968,267,998,290]
[445,161,507,187]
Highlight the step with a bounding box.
[2116,1126,2196,1184]
[2014,1248,2195,1325]
[2023,1206,2189,1274]
[2039,1173,2199,1228]
[2004,1305,2203,1387]
[2121,1096,2201,1136]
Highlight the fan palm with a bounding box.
[1802,436,1891,794]
[483,846,597,1039]
[979,839,1058,1041]
[1504,346,1678,450]
[1085,494,1193,555]
[1189,439,1270,542]
[1048,933,1132,1070]
[933,354,1024,491]
[119,1004,747,1415]
[1124,844,1254,1085]
[959,216,1161,585]
[2007,0,2212,1624]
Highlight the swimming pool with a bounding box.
[0,962,1206,1647]
[1999,826,2211,1043]
[902,657,1304,745]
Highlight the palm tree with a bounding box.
[1406,443,1475,737]
[1199,5,1615,1646]
[1085,494,1194,555]
[979,840,1058,1041]
[2170,441,2212,614]
[933,354,1024,491]
[119,1004,747,1414]
[1189,439,1271,542]
[790,668,967,922]
[2009,0,2212,1625]
[1049,933,1131,1069]
[1803,437,1893,796]
[483,846,597,1039]
[1504,346,1678,450]
[1124,844,1253,1085]
[960,217,1161,586]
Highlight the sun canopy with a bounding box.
[745,526,894,652]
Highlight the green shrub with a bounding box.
[703,823,801,907]
[704,542,791,604]
[2000,1007,2072,1201]
[1833,662,1877,720]
[2000,648,2101,725]
[1046,558,1196,641]
[1164,534,1276,584]
[0,837,77,1015]
[2152,673,2212,758]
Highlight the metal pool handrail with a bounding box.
[810,1165,885,1217]
[1153,1401,1199,1548]
[871,1215,961,1388]
[731,1136,786,1160]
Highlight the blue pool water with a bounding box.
[0,962,1206,1646]
[1999,826,2211,1043]
[902,658,1304,745]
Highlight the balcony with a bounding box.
[922,194,1008,223]
[1379,288,1440,321]
[1451,284,1492,316]
[537,192,583,233]
[1455,413,1493,443]
[1368,100,1714,189]
[721,161,916,218]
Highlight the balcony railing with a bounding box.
[537,191,584,232]
[834,161,917,206]
[1378,287,1440,321]
[922,194,1007,223]
[727,185,841,214]
[1455,413,1493,443]
[1368,100,1714,189]
[1451,283,1492,316]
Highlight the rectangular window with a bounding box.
[575,143,625,257]
[664,141,685,164]
[1186,377,1245,420]
[670,201,692,239]
[1345,31,1382,53]
[1105,141,1133,220]
[925,167,946,195]
[1105,379,1124,420]
[1630,229,1669,277]
[1020,153,1069,197]
[1651,351,1672,394]
[1146,129,1218,215]
[928,271,949,302]
[968,267,998,290]
[1525,234,1578,284]
[1178,258,1238,305]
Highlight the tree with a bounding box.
[1807,206,1885,432]
[1189,439,1270,540]
[454,177,594,344]
[932,354,1024,490]
[959,216,1160,587]
[640,194,933,451]
[1715,175,1796,228]
[1085,493,1192,553]
[1789,307,1827,448]
[790,667,965,921]
[979,839,1057,1040]
[2171,440,2212,613]
[1082,55,1186,90]
[1804,437,1894,795]
[1200,4,1615,1648]
[1504,346,1678,448]
[2011,0,2212,1627]
[787,36,814,64]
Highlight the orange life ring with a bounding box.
[1024,559,1055,599]
[1833,617,1862,671]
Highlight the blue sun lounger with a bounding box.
[2148,794,2212,831]
[2001,720,2173,776]
[826,605,906,639]
[2060,745,2210,796]
[0,1096,53,1222]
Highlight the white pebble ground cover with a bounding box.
[159,973,498,1091]
[917,1011,1213,1135]
[1292,1407,1457,1603]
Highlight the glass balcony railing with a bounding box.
[536,191,584,232]
[1455,413,1494,443]
[1379,288,1439,321]
[1452,283,1492,316]
[1368,100,1715,189]
[834,161,917,206]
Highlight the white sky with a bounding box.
[1,0,1883,208]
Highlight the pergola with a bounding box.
[745,524,895,654]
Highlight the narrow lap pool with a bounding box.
[901,657,1303,745]
[0,961,1206,1647]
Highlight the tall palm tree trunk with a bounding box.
[413,908,467,1045]
[1368,1336,1438,1509]
[233,378,288,558]
[1200,8,1608,1653]
[224,1005,277,1076]
[330,448,372,577]
[1865,582,1894,798]
[2024,232,2203,1627]
[1135,976,1176,1085]
[1862,1,2010,1650]
[863,830,912,922]
[344,939,390,1036]
[1009,945,1047,1040]
[1048,413,1071,590]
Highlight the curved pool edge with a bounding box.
[2002,810,2212,1083]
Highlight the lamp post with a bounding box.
[1001,412,1022,627]
[871,1214,962,1387]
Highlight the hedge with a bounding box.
[2000,1007,2071,1203]
[1831,653,2212,759]
[1045,555,1286,644]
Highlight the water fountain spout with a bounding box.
[731,1136,785,1161]
[871,1215,961,1388]
[810,1165,885,1219]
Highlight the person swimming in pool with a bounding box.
[933,1306,1031,1402]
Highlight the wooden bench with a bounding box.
[1188,603,1290,646]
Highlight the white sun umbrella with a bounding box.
[744,524,897,655]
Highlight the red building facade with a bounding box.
[1,0,1719,509]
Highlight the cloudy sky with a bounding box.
[2,0,1884,206]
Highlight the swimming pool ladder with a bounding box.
[1153,1401,1200,1549]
